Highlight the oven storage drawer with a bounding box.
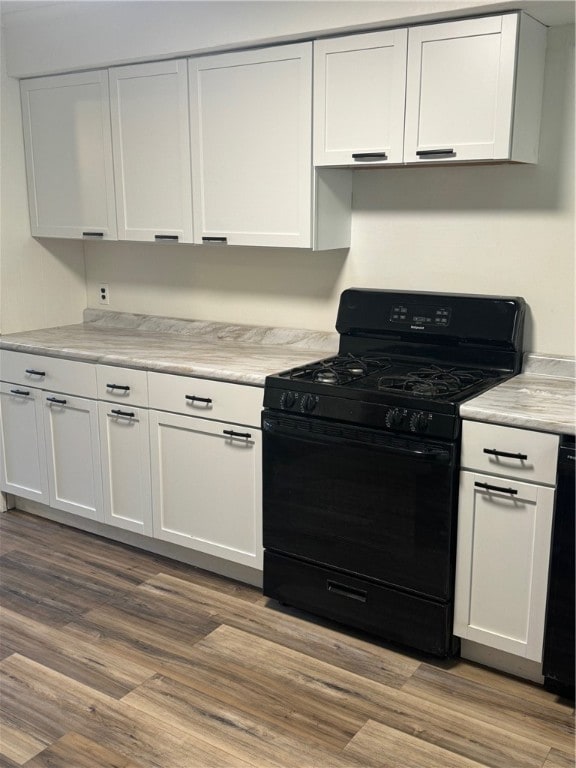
[264,550,455,657]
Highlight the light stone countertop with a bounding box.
[0,310,339,386]
[2,314,574,434]
[460,354,576,436]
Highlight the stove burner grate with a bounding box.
[377,365,493,399]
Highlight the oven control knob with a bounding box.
[280,391,296,410]
[301,394,318,413]
[411,412,429,433]
[387,408,406,427]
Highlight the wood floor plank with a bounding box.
[344,719,492,768]
[0,608,154,698]
[0,549,130,627]
[0,654,258,768]
[23,732,145,768]
[130,572,420,688]
[403,663,575,754]
[543,748,576,768]
[2,512,572,768]
[146,623,552,768]
[0,511,260,601]
[62,590,219,673]
[0,721,47,765]
[123,673,365,768]
[445,656,575,711]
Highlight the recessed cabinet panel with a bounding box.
[314,29,408,165]
[43,393,103,521]
[98,403,152,535]
[150,410,262,568]
[20,71,117,238]
[454,471,554,660]
[109,60,194,242]
[0,384,49,503]
[404,13,546,163]
[189,44,313,247]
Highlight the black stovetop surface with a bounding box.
[270,352,508,407]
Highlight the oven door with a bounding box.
[262,411,458,601]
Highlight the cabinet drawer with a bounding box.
[0,350,97,399]
[461,421,559,486]
[148,371,263,427]
[97,365,149,407]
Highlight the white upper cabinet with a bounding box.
[314,29,408,166]
[20,71,117,239]
[109,60,194,243]
[189,43,327,249]
[404,13,547,164]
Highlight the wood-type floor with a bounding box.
[0,510,574,768]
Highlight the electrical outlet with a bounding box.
[98,283,110,305]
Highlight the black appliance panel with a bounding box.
[543,436,575,697]
[264,550,454,657]
[336,289,526,353]
[263,413,458,601]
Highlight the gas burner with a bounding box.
[377,365,492,399]
[314,370,339,384]
[290,353,393,385]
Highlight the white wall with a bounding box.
[84,24,575,355]
[1,3,574,354]
[0,26,87,334]
[3,0,551,78]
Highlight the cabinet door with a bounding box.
[454,471,555,661]
[20,71,117,239]
[189,43,312,248]
[109,60,194,243]
[43,393,103,521]
[98,403,152,535]
[404,14,518,163]
[150,410,262,569]
[314,29,408,166]
[0,384,49,504]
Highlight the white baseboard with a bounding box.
[461,639,544,683]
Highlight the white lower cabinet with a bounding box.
[1,350,263,576]
[43,392,103,522]
[149,409,262,569]
[98,402,152,535]
[454,421,559,662]
[0,382,49,504]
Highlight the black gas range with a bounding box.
[264,289,525,439]
[262,289,526,657]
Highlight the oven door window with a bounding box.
[263,413,458,601]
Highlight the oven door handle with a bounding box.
[262,416,453,464]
